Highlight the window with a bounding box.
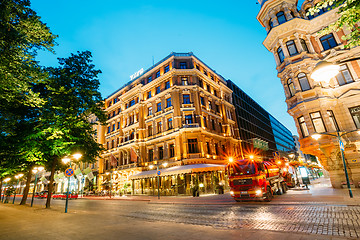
[211,119,215,130]
[203,116,207,128]
[310,111,326,133]
[185,115,193,124]
[213,89,217,97]
[156,86,161,94]
[199,79,203,88]
[117,122,121,129]
[156,71,160,78]
[148,76,152,83]
[286,40,298,56]
[207,84,211,92]
[129,99,135,107]
[183,94,190,104]
[181,77,188,86]
[167,117,173,129]
[158,146,163,160]
[147,91,152,99]
[112,124,116,131]
[188,139,198,153]
[157,102,161,112]
[208,100,212,110]
[300,39,309,53]
[277,47,285,63]
[169,144,175,158]
[165,81,170,90]
[200,96,205,106]
[180,62,187,69]
[298,73,311,91]
[327,110,339,131]
[203,70,207,76]
[298,116,309,137]
[148,149,153,162]
[320,34,337,51]
[349,106,360,128]
[287,78,296,97]
[214,143,219,155]
[164,65,169,73]
[336,64,354,86]
[107,126,111,134]
[269,19,273,30]
[166,97,172,108]
[157,121,162,133]
[148,106,153,116]
[215,104,220,113]
[276,11,287,24]
[206,142,211,154]
[148,125,153,136]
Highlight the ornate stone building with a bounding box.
[96,52,241,195]
[257,0,360,188]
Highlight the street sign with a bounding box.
[65,168,74,177]
[273,151,279,159]
[157,170,161,176]
[339,140,345,151]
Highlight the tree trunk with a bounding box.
[20,169,32,205]
[0,178,3,200]
[46,160,56,208]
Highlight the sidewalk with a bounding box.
[82,177,360,205]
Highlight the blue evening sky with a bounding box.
[31,0,306,135]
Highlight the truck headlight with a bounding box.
[255,189,262,195]
[230,191,234,196]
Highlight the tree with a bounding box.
[308,0,360,48]
[34,51,106,208]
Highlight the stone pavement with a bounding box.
[83,177,360,206]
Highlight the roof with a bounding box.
[129,163,226,180]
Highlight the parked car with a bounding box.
[37,190,49,199]
[52,192,78,200]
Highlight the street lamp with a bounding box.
[310,60,340,83]
[12,174,24,204]
[31,166,44,207]
[312,130,360,198]
[149,162,168,199]
[62,153,82,213]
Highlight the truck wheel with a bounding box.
[264,187,273,202]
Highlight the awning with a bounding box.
[129,164,226,180]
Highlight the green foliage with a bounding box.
[307,0,360,48]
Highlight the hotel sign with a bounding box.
[130,68,144,80]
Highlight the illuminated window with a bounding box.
[185,115,193,124]
[148,106,153,116]
[310,111,326,133]
[182,77,188,86]
[298,116,309,137]
[298,73,311,91]
[188,139,198,153]
[320,34,337,51]
[336,64,354,86]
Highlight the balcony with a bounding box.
[182,123,200,128]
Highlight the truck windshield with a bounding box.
[229,163,256,176]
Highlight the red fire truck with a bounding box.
[228,158,288,202]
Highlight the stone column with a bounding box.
[306,35,316,53]
[294,33,304,52]
[279,39,290,58]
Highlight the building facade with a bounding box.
[227,80,295,158]
[97,52,241,195]
[257,0,360,187]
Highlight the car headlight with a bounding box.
[255,189,262,195]
[230,191,234,196]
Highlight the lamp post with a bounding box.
[31,166,44,207]
[149,162,168,199]
[62,153,82,213]
[12,174,24,204]
[312,130,360,198]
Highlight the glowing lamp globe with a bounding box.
[311,61,340,83]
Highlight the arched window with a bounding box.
[287,79,296,97]
[286,40,298,56]
[300,39,309,53]
[276,11,287,24]
[277,47,285,63]
[298,73,311,91]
